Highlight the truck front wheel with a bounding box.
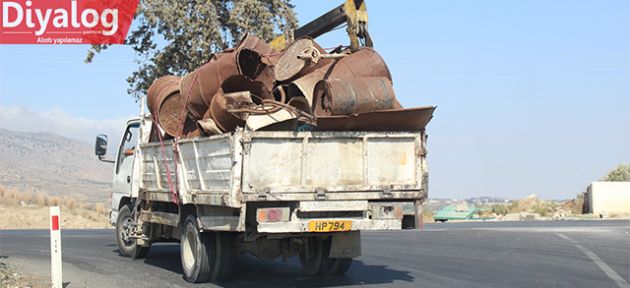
[181,215,214,283]
[116,205,150,259]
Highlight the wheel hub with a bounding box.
[121,217,136,246]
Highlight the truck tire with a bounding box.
[320,238,352,275]
[210,232,237,281]
[181,215,214,283]
[299,237,325,276]
[116,205,150,259]
[324,258,352,275]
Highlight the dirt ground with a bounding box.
[1,259,49,288]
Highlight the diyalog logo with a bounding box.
[1,0,139,44]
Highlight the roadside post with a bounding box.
[50,206,63,288]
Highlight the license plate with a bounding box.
[308,220,352,232]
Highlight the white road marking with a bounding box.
[557,233,630,288]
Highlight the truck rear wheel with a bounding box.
[181,215,214,283]
[299,237,353,276]
[116,205,150,259]
[299,237,325,276]
[210,232,237,281]
[324,258,352,275]
[320,238,352,275]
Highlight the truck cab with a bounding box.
[96,118,144,225]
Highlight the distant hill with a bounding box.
[0,128,112,202]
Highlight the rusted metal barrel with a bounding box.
[327,47,392,80]
[180,52,240,121]
[147,75,179,115]
[313,77,400,116]
[146,76,196,137]
[287,47,392,107]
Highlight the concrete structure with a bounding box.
[584,182,630,215]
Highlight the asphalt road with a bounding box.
[1,220,629,288]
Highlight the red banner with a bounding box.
[1,0,139,44]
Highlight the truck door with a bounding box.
[112,121,140,202]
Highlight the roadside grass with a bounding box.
[0,186,110,229]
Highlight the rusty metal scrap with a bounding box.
[316,106,436,132]
[275,38,336,83]
[146,35,434,138]
[221,75,272,103]
[147,75,179,120]
[179,51,239,121]
[313,77,400,116]
[286,47,392,109]
[180,35,276,121]
[326,47,392,80]
[206,89,245,133]
[146,75,196,137]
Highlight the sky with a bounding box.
[0,0,628,200]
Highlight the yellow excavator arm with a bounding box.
[270,0,372,52]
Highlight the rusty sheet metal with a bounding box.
[287,62,333,106]
[180,35,275,121]
[238,33,275,56]
[237,34,276,92]
[286,96,311,113]
[245,109,299,131]
[313,77,400,116]
[197,118,222,136]
[221,75,272,103]
[316,106,436,132]
[206,89,245,132]
[238,48,273,77]
[186,128,202,138]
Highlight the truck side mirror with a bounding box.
[95,134,108,157]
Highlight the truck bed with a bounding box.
[139,130,428,208]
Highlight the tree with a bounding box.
[85,0,297,100]
[601,164,630,182]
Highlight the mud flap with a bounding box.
[329,231,361,258]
